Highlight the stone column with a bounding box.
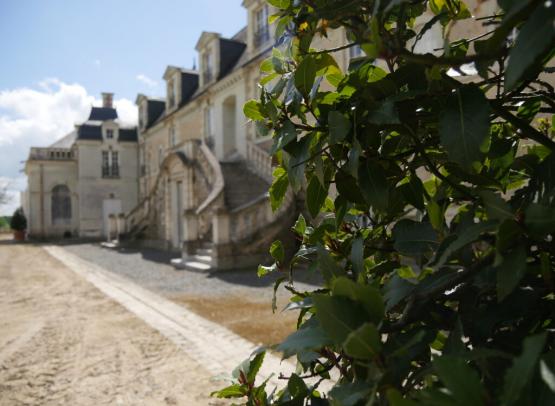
[182,209,199,257]
[212,209,230,245]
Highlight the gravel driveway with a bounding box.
[61,242,321,299]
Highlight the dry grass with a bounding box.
[175,294,298,346]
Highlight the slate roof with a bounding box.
[118,128,138,142]
[88,107,118,121]
[147,99,166,127]
[49,130,77,148]
[218,38,247,80]
[77,123,103,141]
[180,71,199,106]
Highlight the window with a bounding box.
[254,5,270,47]
[106,129,114,139]
[159,146,164,167]
[102,150,120,178]
[203,52,213,84]
[51,185,72,225]
[349,44,363,59]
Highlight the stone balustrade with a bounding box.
[246,140,273,183]
[29,147,75,161]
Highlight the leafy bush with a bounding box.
[0,217,11,231]
[10,208,27,231]
[215,0,555,404]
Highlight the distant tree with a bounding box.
[0,183,10,206]
[214,0,555,404]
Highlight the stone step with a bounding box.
[170,258,212,272]
[196,248,213,256]
[192,254,212,264]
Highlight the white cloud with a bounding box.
[136,74,158,88]
[94,59,101,67]
[0,79,137,214]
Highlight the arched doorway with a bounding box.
[51,185,72,226]
[222,95,237,157]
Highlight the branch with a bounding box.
[493,104,555,150]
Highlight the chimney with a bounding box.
[102,92,114,108]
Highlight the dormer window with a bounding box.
[254,5,270,47]
[106,129,114,139]
[203,52,213,84]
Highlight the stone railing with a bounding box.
[246,140,273,183]
[195,141,225,239]
[29,147,74,161]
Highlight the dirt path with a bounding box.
[0,241,226,406]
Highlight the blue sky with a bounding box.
[0,0,246,99]
[0,0,247,215]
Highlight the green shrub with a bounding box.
[214,0,555,405]
[10,208,27,231]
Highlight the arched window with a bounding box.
[51,185,72,225]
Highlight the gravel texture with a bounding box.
[61,242,322,301]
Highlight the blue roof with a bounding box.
[89,107,118,121]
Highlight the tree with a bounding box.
[0,182,10,206]
[215,0,555,404]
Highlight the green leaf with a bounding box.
[350,238,364,276]
[258,263,277,277]
[358,160,389,212]
[317,245,346,282]
[434,356,485,406]
[313,294,367,345]
[270,240,285,263]
[540,359,555,393]
[269,166,289,211]
[367,100,400,125]
[292,214,307,235]
[431,221,497,267]
[243,99,265,121]
[343,323,382,359]
[247,351,266,384]
[211,384,247,398]
[480,191,513,220]
[387,389,419,406]
[426,199,444,231]
[271,120,298,154]
[288,374,309,399]
[328,110,351,144]
[276,321,333,358]
[267,0,290,9]
[525,203,555,235]
[496,245,527,302]
[332,277,384,324]
[307,175,328,218]
[439,85,491,170]
[295,56,317,96]
[505,2,555,90]
[393,220,438,257]
[502,333,547,405]
[329,382,373,406]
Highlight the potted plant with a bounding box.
[10,207,27,241]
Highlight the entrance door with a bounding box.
[102,199,122,240]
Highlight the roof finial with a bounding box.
[193,57,197,71]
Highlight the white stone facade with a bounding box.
[23,93,139,240]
